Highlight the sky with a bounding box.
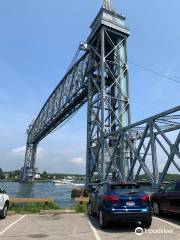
[0,0,180,174]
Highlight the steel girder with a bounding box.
[103,106,180,188]
[21,52,92,180]
[28,53,90,145]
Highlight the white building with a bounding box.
[34,173,41,179]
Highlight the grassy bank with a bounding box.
[9,202,88,214]
[73,202,87,213]
[9,202,61,214]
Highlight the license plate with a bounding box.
[126,201,135,207]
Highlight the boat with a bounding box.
[52,180,62,186]
[52,179,73,186]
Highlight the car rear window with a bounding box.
[110,184,140,194]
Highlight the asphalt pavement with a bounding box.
[0,213,179,240]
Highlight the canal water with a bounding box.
[0,181,154,208]
[0,181,75,208]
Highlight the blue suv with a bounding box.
[88,182,152,228]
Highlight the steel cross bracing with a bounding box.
[102,106,180,188]
[22,52,91,179]
[86,26,131,184]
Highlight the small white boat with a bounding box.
[52,180,62,186]
[52,179,72,186]
[62,179,73,185]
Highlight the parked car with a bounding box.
[151,181,180,216]
[88,182,152,228]
[0,188,9,219]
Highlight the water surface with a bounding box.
[0,181,75,208]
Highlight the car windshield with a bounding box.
[110,184,141,195]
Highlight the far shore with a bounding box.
[0,180,52,183]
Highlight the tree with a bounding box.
[0,168,4,179]
[41,171,48,179]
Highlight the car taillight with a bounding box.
[102,195,119,202]
[141,195,149,202]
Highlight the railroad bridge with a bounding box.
[21,0,180,188]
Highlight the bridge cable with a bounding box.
[129,61,180,85]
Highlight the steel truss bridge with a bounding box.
[21,0,180,188]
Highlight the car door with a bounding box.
[169,182,180,214]
[160,183,176,212]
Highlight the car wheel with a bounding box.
[1,203,8,219]
[141,219,152,229]
[87,202,94,216]
[152,201,161,216]
[99,209,108,229]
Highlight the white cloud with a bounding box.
[8,144,86,173]
[11,146,47,158]
[11,146,26,157]
[69,157,85,165]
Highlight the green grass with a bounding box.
[9,202,61,214]
[73,202,88,213]
[9,202,88,214]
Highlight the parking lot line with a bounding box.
[87,219,102,240]
[0,215,26,236]
[153,217,180,230]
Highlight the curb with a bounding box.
[39,209,76,215]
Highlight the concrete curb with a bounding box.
[39,209,76,215]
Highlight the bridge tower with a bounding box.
[86,0,131,185]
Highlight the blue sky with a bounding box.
[0,0,180,174]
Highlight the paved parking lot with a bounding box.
[0,213,179,240]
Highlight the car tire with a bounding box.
[141,219,152,229]
[87,202,94,216]
[0,203,8,219]
[152,201,162,216]
[99,209,108,229]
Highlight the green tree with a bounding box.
[41,171,48,179]
[0,168,4,179]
